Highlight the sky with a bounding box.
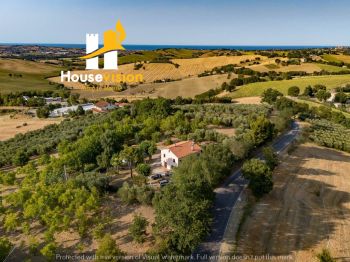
[0,0,350,46]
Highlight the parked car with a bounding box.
[150,174,162,180]
[159,179,169,187]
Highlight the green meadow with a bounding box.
[229,75,350,98]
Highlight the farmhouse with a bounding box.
[161,141,201,170]
[94,101,116,112]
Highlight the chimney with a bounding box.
[191,141,194,151]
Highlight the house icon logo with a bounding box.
[80,20,126,70]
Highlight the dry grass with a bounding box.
[0,114,62,141]
[236,143,350,261]
[3,168,155,260]
[53,196,155,256]
[69,73,232,100]
[232,96,261,104]
[213,128,236,137]
[0,58,60,74]
[49,55,264,89]
[251,63,330,73]
[118,74,232,99]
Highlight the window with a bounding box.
[173,159,175,163]
[163,154,165,157]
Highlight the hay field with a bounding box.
[118,74,232,99]
[0,59,62,94]
[0,59,60,74]
[228,74,350,98]
[49,55,265,89]
[236,143,350,262]
[0,114,62,141]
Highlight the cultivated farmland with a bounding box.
[236,143,350,262]
[50,55,265,89]
[0,114,62,141]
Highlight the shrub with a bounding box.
[0,237,12,262]
[28,237,39,256]
[288,86,300,97]
[12,150,29,166]
[242,159,273,198]
[136,163,151,176]
[136,186,155,205]
[96,234,124,262]
[316,248,335,262]
[129,214,149,243]
[4,212,19,232]
[0,172,16,185]
[262,146,278,170]
[118,182,154,205]
[261,88,283,104]
[40,242,57,261]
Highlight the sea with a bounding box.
[0,43,338,51]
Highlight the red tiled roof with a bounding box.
[167,141,201,159]
[95,101,109,108]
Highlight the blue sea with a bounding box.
[0,43,337,51]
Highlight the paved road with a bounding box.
[192,121,300,261]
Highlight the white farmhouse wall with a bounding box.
[161,149,179,170]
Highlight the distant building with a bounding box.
[94,101,116,112]
[49,103,96,117]
[44,97,62,104]
[161,141,201,170]
[300,58,307,63]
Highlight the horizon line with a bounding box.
[0,42,345,47]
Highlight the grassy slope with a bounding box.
[317,64,347,72]
[0,59,63,94]
[322,54,350,63]
[292,97,350,118]
[229,75,350,98]
[322,54,341,63]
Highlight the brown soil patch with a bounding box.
[236,143,350,262]
[232,96,261,104]
[214,128,236,137]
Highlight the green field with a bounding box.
[317,63,347,72]
[0,59,63,94]
[322,54,350,64]
[321,54,341,63]
[229,75,350,98]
